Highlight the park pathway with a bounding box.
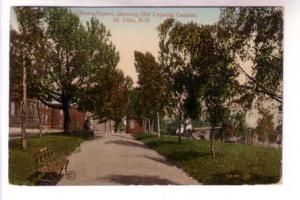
[58,132,199,185]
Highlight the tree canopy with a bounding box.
[11,8,120,133]
[217,8,283,105]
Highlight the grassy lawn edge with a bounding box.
[135,133,282,185]
[9,131,90,185]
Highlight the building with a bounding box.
[192,126,222,140]
[90,118,116,133]
[9,97,85,134]
[126,117,143,134]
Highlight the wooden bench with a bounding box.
[36,147,76,182]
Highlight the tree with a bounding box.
[78,66,133,133]
[227,112,247,143]
[256,107,277,146]
[22,8,120,133]
[158,19,239,155]
[10,7,46,149]
[202,61,238,156]
[107,70,133,133]
[158,19,204,142]
[217,8,283,106]
[133,51,169,137]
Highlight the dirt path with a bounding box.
[58,133,199,185]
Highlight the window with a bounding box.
[45,115,48,124]
[10,102,15,116]
[31,104,35,116]
[129,120,135,129]
[29,104,35,117]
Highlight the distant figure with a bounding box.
[84,120,94,138]
[176,125,184,135]
[83,120,90,131]
[186,119,193,138]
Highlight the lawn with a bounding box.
[9,131,89,185]
[136,133,282,185]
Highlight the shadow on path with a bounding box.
[105,140,148,149]
[93,135,104,139]
[113,134,135,141]
[101,174,179,185]
[142,155,174,166]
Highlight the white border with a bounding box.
[1,1,300,200]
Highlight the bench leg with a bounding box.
[58,166,64,176]
[64,160,76,180]
[64,160,69,174]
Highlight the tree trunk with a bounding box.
[104,121,107,133]
[62,102,70,134]
[178,132,182,143]
[177,112,182,144]
[250,129,253,144]
[157,112,160,138]
[183,122,187,137]
[147,119,151,133]
[221,125,225,142]
[151,119,154,133]
[144,119,147,133]
[21,58,27,150]
[210,126,215,157]
[109,120,112,133]
[114,120,120,133]
[37,100,42,138]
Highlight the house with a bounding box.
[126,117,143,134]
[9,96,85,134]
[192,126,222,140]
[91,119,117,133]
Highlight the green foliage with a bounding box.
[12,7,120,132]
[218,8,283,105]
[192,119,210,127]
[160,118,177,135]
[133,51,170,121]
[136,134,281,184]
[10,7,46,99]
[158,18,239,121]
[256,108,278,142]
[79,68,133,131]
[158,18,240,150]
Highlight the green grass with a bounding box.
[9,131,89,185]
[136,133,282,185]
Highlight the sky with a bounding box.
[10,7,221,84]
[70,7,221,83]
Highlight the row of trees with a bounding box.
[130,8,282,156]
[127,51,170,137]
[11,8,132,149]
[11,7,283,153]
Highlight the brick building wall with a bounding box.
[9,98,85,131]
[69,107,85,131]
[126,117,143,134]
[51,108,63,130]
[9,98,40,128]
[39,102,53,129]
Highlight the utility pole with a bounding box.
[157,112,160,138]
[38,100,42,138]
[21,55,27,150]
